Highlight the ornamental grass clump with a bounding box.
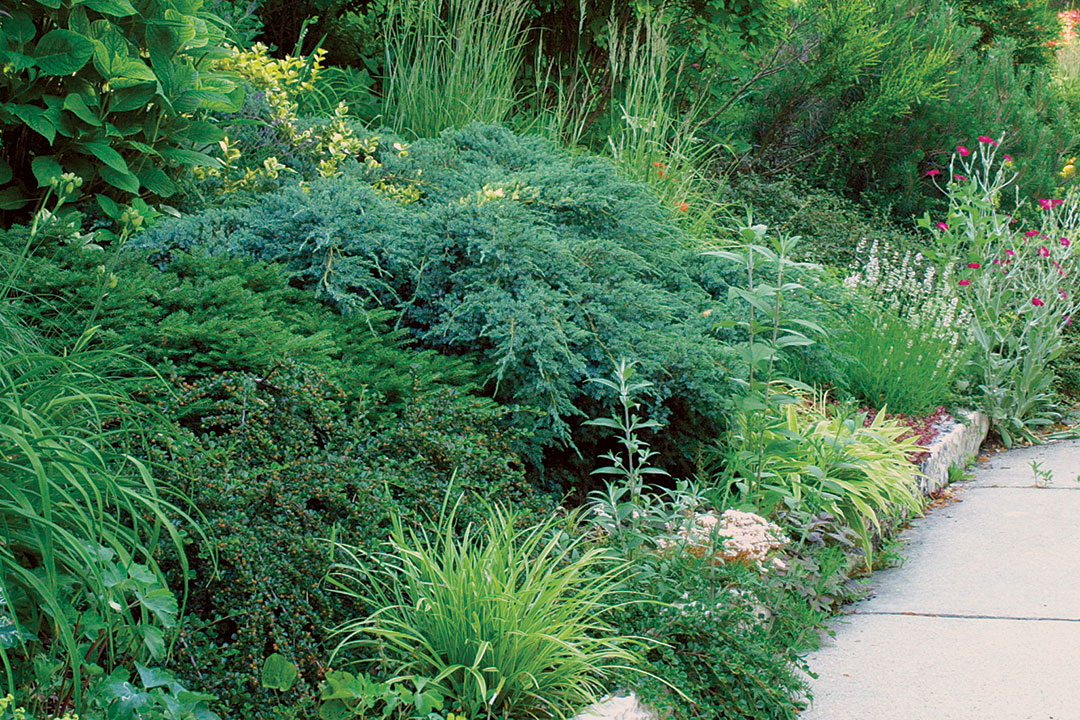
[327,506,642,720]
[922,136,1080,444]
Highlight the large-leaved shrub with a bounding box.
[0,0,242,213]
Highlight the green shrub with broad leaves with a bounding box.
[0,0,243,214]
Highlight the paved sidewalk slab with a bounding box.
[801,440,1080,719]
[801,614,1080,720]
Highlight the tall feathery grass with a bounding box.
[328,505,643,720]
[384,0,530,138]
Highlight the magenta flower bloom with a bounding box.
[967,262,981,269]
[926,169,941,176]
[1033,297,1045,306]
[1062,238,1072,247]
[992,259,1002,265]
[1024,230,1040,237]
[953,174,967,181]
[1038,246,1051,257]
[1004,154,1014,163]
[957,146,971,156]
[1067,316,1074,327]
[977,136,999,146]
[1061,289,1069,299]
[1039,198,1054,210]
[1005,249,1016,256]
[958,280,971,286]
[936,221,949,231]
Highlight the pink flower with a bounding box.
[1067,316,1074,327]
[1053,199,1064,207]
[1053,260,1063,269]
[1039,198,1054,210]
[926,169,941,176]
[1061,289,1069,299]
[1004,154,1013,162]
[957,146,971,156]
[1038,246,1051,257]
[936,221,949,231]
[954,174,967,181]
[992,259,1002,265]
[958,279,972,286]
[1005,249,1016,256]
[1025,230,1041,237]
[1062,238,1071,247]
[977,135,999,146]
[1033,297,1045,306]
[967,262,981,269]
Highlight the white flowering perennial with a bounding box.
[658,509,788,571]
[846,239,972,359]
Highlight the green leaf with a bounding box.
[82,0,138,16]
[135,588,177,627]
[4,11,37,44]
[12,105,57,143]
[64,94,102,126]
[0,188,30,211]
[99,165,141,194]
[31,155,63,187]
[109,83,157,112]
[135,664,179,690]
[158,147,222,168]
[82,140,130,174]
[136,165,177,197]
[34,30,95,76]
[260,653,299,691]
[96,193,122,219]
[140,625,165,659]
[0,157,12,185]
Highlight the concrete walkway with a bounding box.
[801,439,1080,720]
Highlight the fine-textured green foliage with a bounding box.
[838,307,967,415]
[157,364,540,718]
[0,330,195,715]
[0,0,243,213]
[613,561,811,720]
[748,0,1076,216]
[134,124,738,467]
[329,505,640,720]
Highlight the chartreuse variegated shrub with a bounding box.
[0,0,243,212]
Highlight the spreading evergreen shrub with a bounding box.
[135,124,742,470]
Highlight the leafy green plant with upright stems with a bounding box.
[328,505,643,720]
[383,0,530,138]
[704,223,824,503]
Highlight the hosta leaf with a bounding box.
[34,30,95,75]
[0,188,30,210]
[136,165,177,197]
[260,653,299,691]
[0,157,11,185]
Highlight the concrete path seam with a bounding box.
[850,610,1080,622]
